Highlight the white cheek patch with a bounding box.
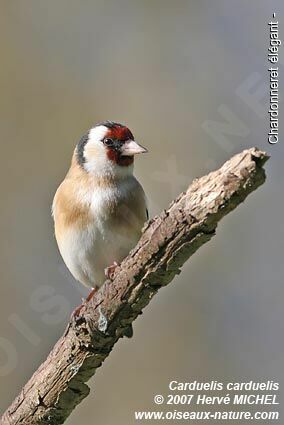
[88,125,108,144]
[84,125,109,174]
[83,125,133,178]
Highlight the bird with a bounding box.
[52,121,148,310]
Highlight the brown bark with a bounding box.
[1,148,269,425]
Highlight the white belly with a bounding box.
[56,178,147,288]
[58,220,141,288]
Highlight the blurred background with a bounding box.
[0,1,283,424]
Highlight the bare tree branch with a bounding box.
[1,148,269,425]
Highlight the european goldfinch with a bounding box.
[52,121,148,297]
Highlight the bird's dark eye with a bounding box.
[103,138,114,147]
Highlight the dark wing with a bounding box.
[146,208,149,220]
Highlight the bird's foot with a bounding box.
[72,304,84,319]
[85,286,99,303]
[72,286,98,318]
[104,261,120,280]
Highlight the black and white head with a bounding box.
[76,121,147,178]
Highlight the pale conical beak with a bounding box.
[120,140,148,156]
